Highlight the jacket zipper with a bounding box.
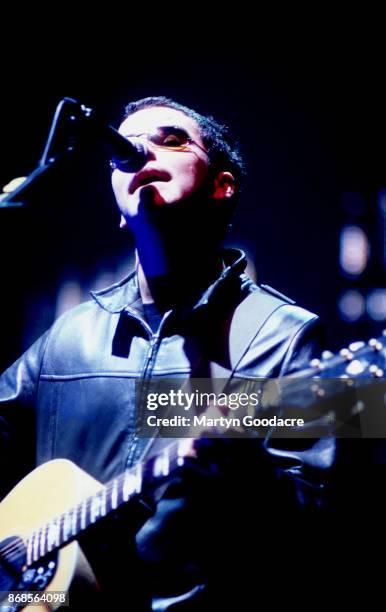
[125,309,171,468]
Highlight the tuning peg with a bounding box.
[348,341,365,352]
[321,350,334,360]
[311,383,325,397]
[368,339,383,352]
[369,365,384,377]
[339,348,354,360]
[310,358,324,371]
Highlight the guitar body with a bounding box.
[0,459,102,611]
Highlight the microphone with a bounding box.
[81,110,148,172]
[78,100,148,172]
[42,98,149,173]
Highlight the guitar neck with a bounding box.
[25,439,193,567]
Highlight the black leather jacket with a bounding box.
[0,249,335,609]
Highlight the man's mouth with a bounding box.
[129,170,170,194]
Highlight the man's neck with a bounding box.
[137,259,155,305]
[132,191,226,311]
[136,250,224,311]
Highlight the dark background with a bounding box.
[1,31,385,372]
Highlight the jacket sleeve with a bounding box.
[0,332,49,498]
[263,313,336,508]
[278,311,324,375]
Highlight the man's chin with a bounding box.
[138,185,166,208]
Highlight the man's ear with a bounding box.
[212,171,235,200]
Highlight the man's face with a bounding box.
[111,106,210,220]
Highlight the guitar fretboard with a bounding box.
[26,439,194,566]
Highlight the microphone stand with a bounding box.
[0,98,105,209]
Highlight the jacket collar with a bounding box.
[90,248,248,314]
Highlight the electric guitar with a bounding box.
[0,332,385,611]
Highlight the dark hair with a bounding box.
[123,96,245,209]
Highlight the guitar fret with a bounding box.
[33,528,40,561]
[80,499,87,530]
[163,448,169,476]
[62,510,72,542]
[111,479,118,510]
[47,519,59,552]
[27,533,33,566]
[177,439,192,466]
[54,520,60,548]
[90,493,102,523]
[100,487,107,517]
[122,470,136,501]
[153,450,170,477]
[39,524,46,557]
[71,507,77,536]
[135,463,142,493]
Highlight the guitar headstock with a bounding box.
[307,330,385,379]
[274,331,386,435]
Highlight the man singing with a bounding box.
[0,97,333,609]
